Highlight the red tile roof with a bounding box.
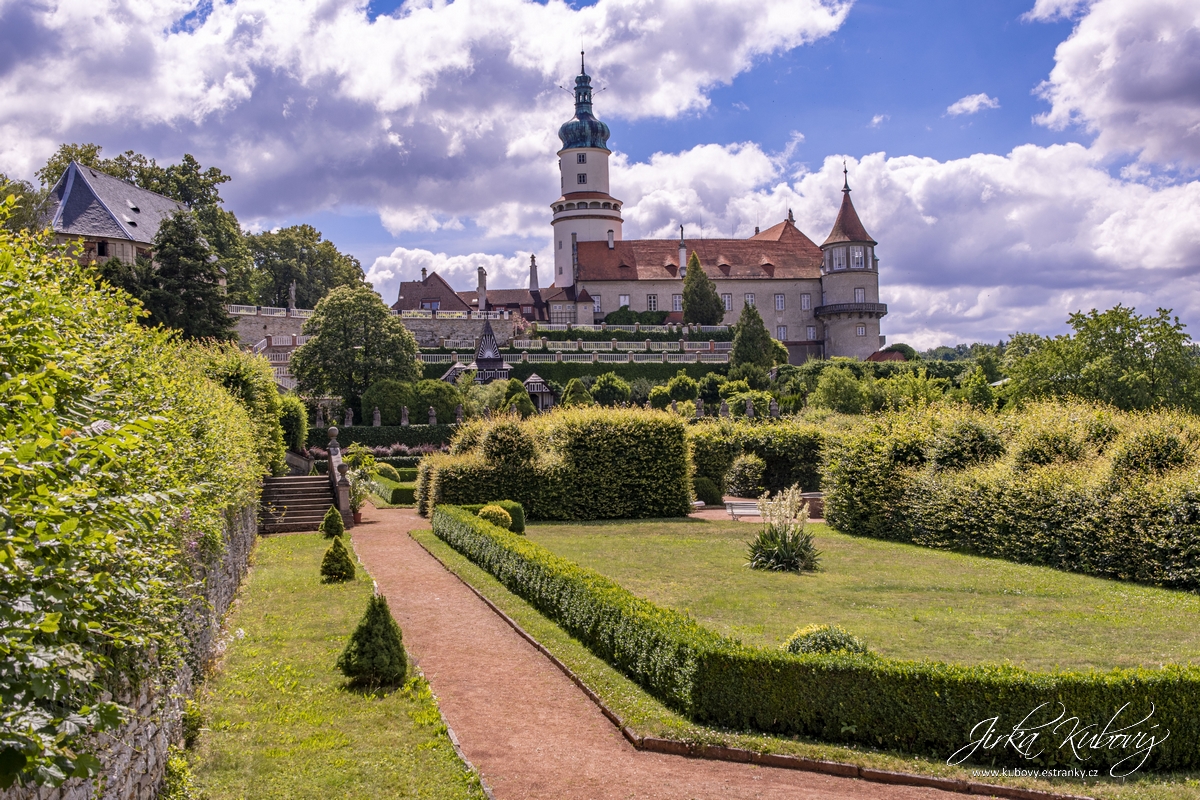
[576,219,823,282]
[822,189,875,246]
[865,349,906,362]
[392,272,471,311]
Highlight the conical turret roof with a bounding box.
[822,168,876,246]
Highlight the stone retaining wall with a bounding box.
[1,504,258,800]
[230,309,520,349]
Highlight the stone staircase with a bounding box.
[259,476,335,533]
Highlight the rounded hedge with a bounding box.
[693,476,723,506]
[477,504,512,530]
[783,624,868,655]
[374,462,401,481]
[480,419,536,465]
[725,453,765,498]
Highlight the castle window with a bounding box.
[421,300,440,310]
[593,295,602,313]
[852,246,865,268]
[607,230,614,248]
[646,294,658,312]
[833,249,847,269]
[97,241,108,257]
[744,293,755,307]
[800,293,811,310]
[774,293,785,311]
[577,173,587,184]
[776,326,787,340]
[559,240,562,249]
[854,287,866,303]
[807,325,816,340]
[856,325,866,337]
[602,202,611,208]
[577,153,587,164]
[722,293,732,311]
[672,294,682,312]
[619,294,630,308]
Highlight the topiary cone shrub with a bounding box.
[321,536,356,583]
[319,504,344,538]
[337,594,408,687]
[477,504,512,530]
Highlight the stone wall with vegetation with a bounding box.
[0,202,277,797]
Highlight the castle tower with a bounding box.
[817,167,886,360]
[550,53,623,290]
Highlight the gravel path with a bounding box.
[352,506,954,800]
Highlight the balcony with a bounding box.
[813,302,888,318]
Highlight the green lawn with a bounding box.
[191,533,486,800]
[525,518,1200,672]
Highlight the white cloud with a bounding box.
[870,114,890,128]
[946,93,1000,117]
[1022,0,1094,22]
[366,245,552,307]
[1033,0,1200,167]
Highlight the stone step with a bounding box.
[260,521,328,534]
[262,490,332,502]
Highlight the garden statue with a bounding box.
[770,398,780,418]
[372,407,381,427]
[484,407,492,420]
[315,406,324,427]
[288,279,297,310]
[720,399,729,417]
[344,407,354,427]
[429,406,437,425]
[746,398,755,419]
[671,400,677,413]
[695,398,703,417]
[401,406,409,426]
[456,404,464,424]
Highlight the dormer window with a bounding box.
[577,153,587,164]
[126,199,140,212]
[577,173,587,184]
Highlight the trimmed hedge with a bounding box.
[314,455,421,475]
[460,500,526,533]
[417,407,693,520]
[689,419,826,494]
[825,401,1200,590]
[433,506,1200,772]
[421,360,726,385]
[306,423,456,449]
[372,476,416,505]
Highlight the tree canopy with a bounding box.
[681,251,725,325]
[242,225,366,309]
[290,285,420,409]
[730,303,775,369]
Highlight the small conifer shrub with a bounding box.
[725,453,766,498]
[477,504,512,530]
[693,476,723,507]
[337,594,408,687]
[319,505,344,538]
[783,624,868,655]
[321,536,356,583]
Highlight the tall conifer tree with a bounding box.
[681,251,725,325]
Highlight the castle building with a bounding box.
[395,55,887,362]
[543,56,887,362]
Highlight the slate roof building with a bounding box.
[400,54,888,362]
[48,161,184,265]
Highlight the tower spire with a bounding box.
[581,50,585,75]
[843,160,850,193]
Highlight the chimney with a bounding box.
[678,224,687,277]
[529,254,539,292]
[754,226,760,235]
[477,266,487,311]
[607,230,614,249]
[420,267,427,281]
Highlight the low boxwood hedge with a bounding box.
[371,476,416,505]
[459,500,526,533]
[432,505,1200,773]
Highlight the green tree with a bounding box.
[35,142,106,187]
[320,537,356,583]
[810,365,867,414]
[502,386,536,417]
[413,379,462,424]
[561,378,594,406]
[666,370,699,401]
[337,594,407,687]
[648,384,672,409]
[590,372,632,406]
[245,225,366,308]
[681,251,724,324]
[1005,305,1200,412]
[730,303,775,369]
[0,175,53,233]
[959,366,995,410]
[290,285,420,410]
[103,211,234,340]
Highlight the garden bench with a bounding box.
[724,501,761,520]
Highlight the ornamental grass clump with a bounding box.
[477,504,512,530]
[746,485,820,573]
[783,624,868,655]
[337,594,407,687]
[320,536,356,583]
[319,505,344,538]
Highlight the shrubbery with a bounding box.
[688,419,825,495]
[305,423,456,449]
[279,393,309,453]
[783,625,867,655]
[432,506,1200,773]
[0,199,262,786]
[692,476,723,506]
[459,501,526,533]
[417,408,692,520]
[724,453,765,498]
[337,594,407,687]
[477,504,512,530]
[319,506,345,538]
[321,537,356,583]
[825,401,1200,590]
[746,486,819,572]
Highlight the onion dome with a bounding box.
[558,53,610,151]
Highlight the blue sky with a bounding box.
[2,0,1198,348]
